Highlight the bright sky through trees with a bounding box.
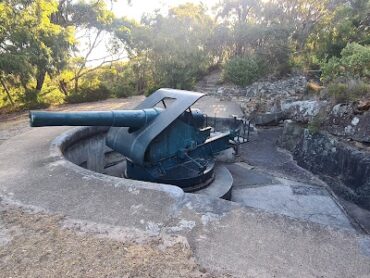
[1,0,368,108]
[110,0,217,20]
[84,0,217,63]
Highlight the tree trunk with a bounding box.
[0,76,15,106]
[74,77,79,94]
[59,79,68,95]
[36,70,46,92]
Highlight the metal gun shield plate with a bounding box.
[106,88,205,165]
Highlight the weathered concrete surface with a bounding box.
[238,127,324,186]
[196,165,233,199]
[194,95,243,118]
[0,127,184,231]
[228,127,354,231]
[1,95,370,277]
[233,183,352,230]
[1,122,370,277]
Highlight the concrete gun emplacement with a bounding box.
[30,89,246,191]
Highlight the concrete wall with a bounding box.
[280,121,370,211]
[62,127,124,176]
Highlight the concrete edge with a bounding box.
[50,126,186,201]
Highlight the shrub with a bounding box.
[38,86,65,106]
[223,55,262,86]
[65,84,111,104]
[327,82,348,103]
[321,43,370,82]
[308,108,328,134]
[19,89,49,109]
[327,80,370,103]
[112,83,136,98]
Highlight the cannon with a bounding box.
[30,89,245,192]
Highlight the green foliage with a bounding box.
[0,0,369,112]
[327,80,370,103]
[340,44,370,78]
[65,84,110,104]
[303,0,370,68]
[223,56,263,86]
[0,0,117,110]
[327,82,349,103]
[308,113,326,134]
[97,62,139,98]
[214,0,293,78]
[0,0,75,88]
[119,3,213,91]
[321,43,370,82]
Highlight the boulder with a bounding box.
[281,100,328,123]
[244,75,307,99]
[326,103,370,143]
[253,112,285,126]
[357,100,370,112]
[279,120,305,152]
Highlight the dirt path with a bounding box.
[0,201,227,278]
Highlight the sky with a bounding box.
[84,0,219,65]
[110,0,218,20]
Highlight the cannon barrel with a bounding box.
[30,108,161,128]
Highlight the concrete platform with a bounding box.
[194,96,243,118]
[1,96,370,277]
[1,128,370,277]
[196,165,233,200]
[228,163,354,230]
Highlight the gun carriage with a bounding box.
[30,89,247,192]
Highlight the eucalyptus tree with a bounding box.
[61,0,121,94]
[0,0,123,105]
[118,3,215,91]
[0,0,74,104]
[305,0,370,62]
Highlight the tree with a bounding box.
[0,0,74,104]
[119,3,215,90]
[305,0,370,64]
[215,0,261,25]
[0,0,124,106]
[64,1,123,94]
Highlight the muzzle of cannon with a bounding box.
[30,89,243,192]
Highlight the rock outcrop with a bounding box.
[244,75,307,98]
[281,100,328,123]
[280,120,370,211]
[325,103,370,143]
